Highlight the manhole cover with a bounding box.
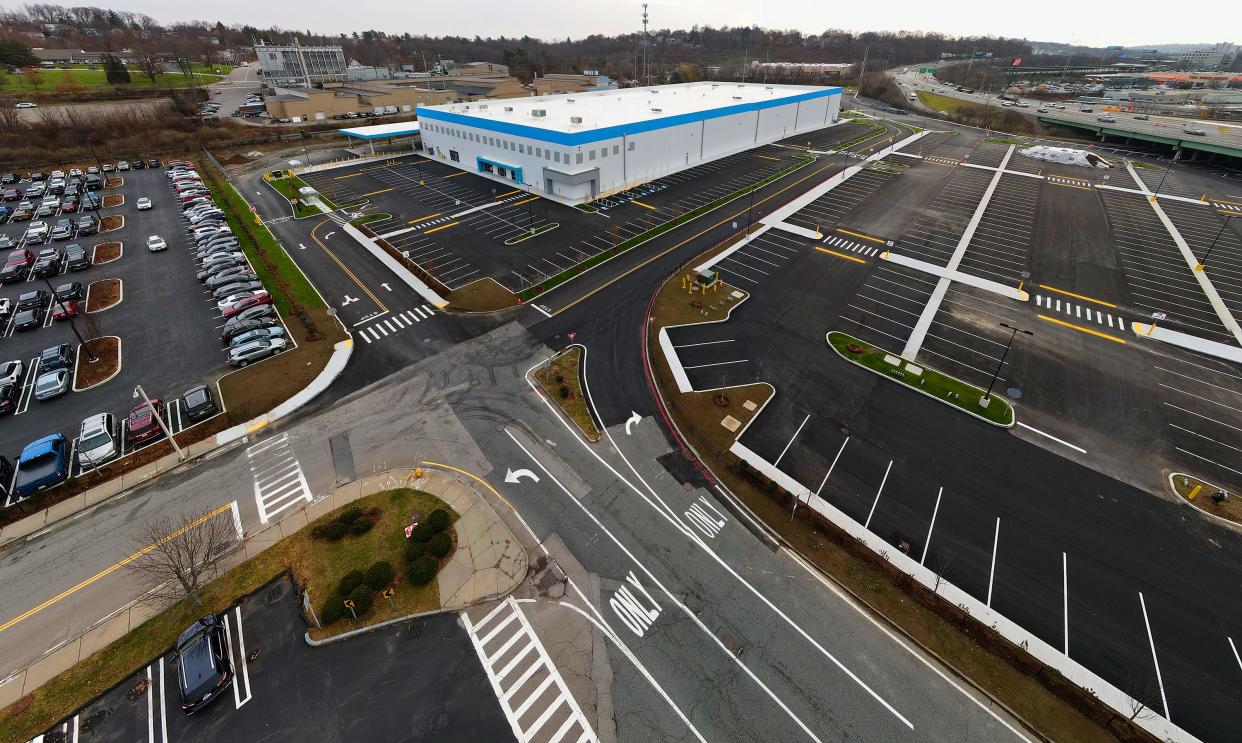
[1006,387,1022,399]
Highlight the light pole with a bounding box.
[1150,162,1173,202]
[133,384,184,460]
[41,274,98,362]
[1196,214,1234,271]
[983,322,1032,406]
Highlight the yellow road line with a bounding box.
[360,187,393,197]
[311,220,388,311]
[1215,197,1242,206]
[815,247,867,264]
[495,189,520,199]
[835,228,885,244]
[1218,210,1240,217]
[630,199,657,210]
[547,161,838,317]
[421,461,516,513]
[1037,284,1116,308]
[511,197,539,207]
[408,212,443,225]
[1049,182,1092,191]
[1037,314,1126,344]
[424,221,459,234]
[0,504,233,635]
[443,172,468,178]
[756,155,782,161]
[333,172,366,180]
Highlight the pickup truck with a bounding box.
[14,433,69,499]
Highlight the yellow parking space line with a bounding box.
[756,155,782,161]
[1037,314,1126,344]
[360,187,393,197]
[495,189,520,199]
[424,221,459,234]
[630,199,657,210]
[1037,284,1116,308]
[835,228,885,244]
[443,172,468,178]
[511,197,539,207]
[0,504,233,635]
[311,221,388,311]
[333,172,366,180]
[815,247,867,264]
[408,212,442,225]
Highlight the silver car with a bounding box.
[34,369,70,401]
[228,337,287,367]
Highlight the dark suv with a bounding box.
[76,215,99,235]
[39,343,75,371]
[175,615,233,714]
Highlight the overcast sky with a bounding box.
[133,0,1237,49]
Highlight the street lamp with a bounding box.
[40,274,98,362]
[133,384,185,460]
[1150,162,1173,202]
[1196,214,1234,271]
[982,322,1032,407]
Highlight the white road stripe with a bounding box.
[1139,592,1171,721]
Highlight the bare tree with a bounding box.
[133,51,162,83]
[127,508,237,608]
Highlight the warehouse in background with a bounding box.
[415,81,842,205]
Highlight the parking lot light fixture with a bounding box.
[133,384,185,460]
[1196,214,1233,271]
[982,323,1033,407]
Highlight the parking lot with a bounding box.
[0,161,288,505]
[34,577,513,742]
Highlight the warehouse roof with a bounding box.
[416,81,840,146]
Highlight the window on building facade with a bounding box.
[613,144,620,155]
[576,152,584,164]
[588,150,596,161]
[449,150,460,162]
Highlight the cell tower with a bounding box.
[641,3,649,87]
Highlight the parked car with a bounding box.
[147,158,161,168]
[217,291,268,313]
[13,434,70,499]
[39,343,75,370]
[50,218,75,241]
[77,413,121,468]
[34,368,70,400]
[222,304,275,331]
[0,382,20,416]
[65,244,90,271]
[59,197,78,213]
[228,337,286,367]
[180,385,219,424]
[136,197,153,210]
[211,280,263,300]
[12,307,45,331]
[125,398,166,445]
[76,215,99,235]
[220,318,273,344]
[52,300,78,320]
[54,281,84,301]
[222,293,273,318]
[0,264,25,284]
[1,188,19,201]
[175,615,233,714]
[228,325,285,347]
[24,221,50,243]
[0,298,9,318]
[15,289,48,311]
[0,359,23,385]
[205,269,257,289]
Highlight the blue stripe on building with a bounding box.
[417,87,842,147]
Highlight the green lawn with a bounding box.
[0,67,212,92]
[265,175,322,219]
[915,90,975,116]
[828,331,1014,426]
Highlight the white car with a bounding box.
[136,197,153,210]
[14,102,37,109]
[115,161,130,171]
[146,235,167,252]
[216,290,268,313]
[0,298,10,318]
[0,359,23,386]
[1183,125,1207,136]
[77,413,120,467]
[68,168,83,177]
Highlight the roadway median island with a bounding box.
[263,171,322,219]
[533,347,601,442]
[1171,473,1240,526]
[645,249,1142,743]
[827,331,1015,427]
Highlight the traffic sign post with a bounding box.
[344,599,357,620]
[1149,310,1166,335]
[383,587,396,610]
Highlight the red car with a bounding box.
[125,399,166,445]
[5,249,33,268]
[222,293,273,317]
[52,300,78,320]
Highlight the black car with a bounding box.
[53,281,84,302]
[0,381,19,415]
[181,384,219,423]
[0,264,25,284]
[79,194,101,212]
[83,174,103,191]
[211,280,263,300]
[29,172,46,182]
[76,215,99,235]
[147,158,160,168]
[131,160,146,169]
[15,289,48,312]
[31,256,60,279]
[39,343,74,370]
[175,615,233,714]
[64,244,90,271]
[13,307,44,331]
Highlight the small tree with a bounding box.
[127,507,236,607]
[101,53,131,85]
[0,40,39,67]
[134,52,162,83]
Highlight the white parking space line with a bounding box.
[773,414,810,467]
[814,437,849,497]
[986,518,1000,608]
[863,460,893,529]
[1138,592,1171,721]
[919,487,943,566]
[1062,552,1069,656]
[225,606,253,708]
[1229,636,1242,674]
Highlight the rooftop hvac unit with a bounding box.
[532,109,546,117]
[570,116,583,124]
[479,104,488,109]
[732,96,742,100]
[504,106,513,111]
[567,98,575,103]
[651,108,662,112]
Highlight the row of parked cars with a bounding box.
[0,280,86,333]
[167,162,288,367]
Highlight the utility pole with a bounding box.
[856,45,870,100]
[641,4,649,87]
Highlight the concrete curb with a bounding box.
[1168,472,1242,534]
[339,222,448,308]
[293,149,420,176]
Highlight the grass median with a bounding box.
[532,347,601,441]
[827,331,1014,426]
[263,173,322,219]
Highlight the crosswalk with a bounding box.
[246,433,312,524]
[925,155,960,166]
[463,598,597,743]
[820,235,882,257]
[1034,294,1127,329]
[355,305,437,343]
[1047,176,1092,189]
[1213,200,1242,214]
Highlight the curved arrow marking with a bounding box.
[505,467,540,484]
[625,411,642,435]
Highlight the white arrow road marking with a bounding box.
[298,243,307,250]
[341,295,359,305]
[505,467,540,484]
[624,411,642,435]
[381,282,391,291]
[324,231,335,239]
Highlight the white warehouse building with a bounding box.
[415,81,842,205]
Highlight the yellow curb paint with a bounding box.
[630,199,657,210]
[1037,314,1126,344]
[815,247,867,264]
[835,228,885,244]
[424,221,459,235]
[1037,284,1117,308]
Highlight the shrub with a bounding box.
[324,520,349,541]
[408,521,436,543]
[348,517,373,535]
[338,569,365,597]
[428,531,452,559]
[559,384,570,399]
[339,506,364,524]
[319,594,344,625]
[408,555,438,586]
[427,508,451,533]
[347,584,374,615]
[404,539,427,563]
[364,560,395,591]
[310,523,330,539]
